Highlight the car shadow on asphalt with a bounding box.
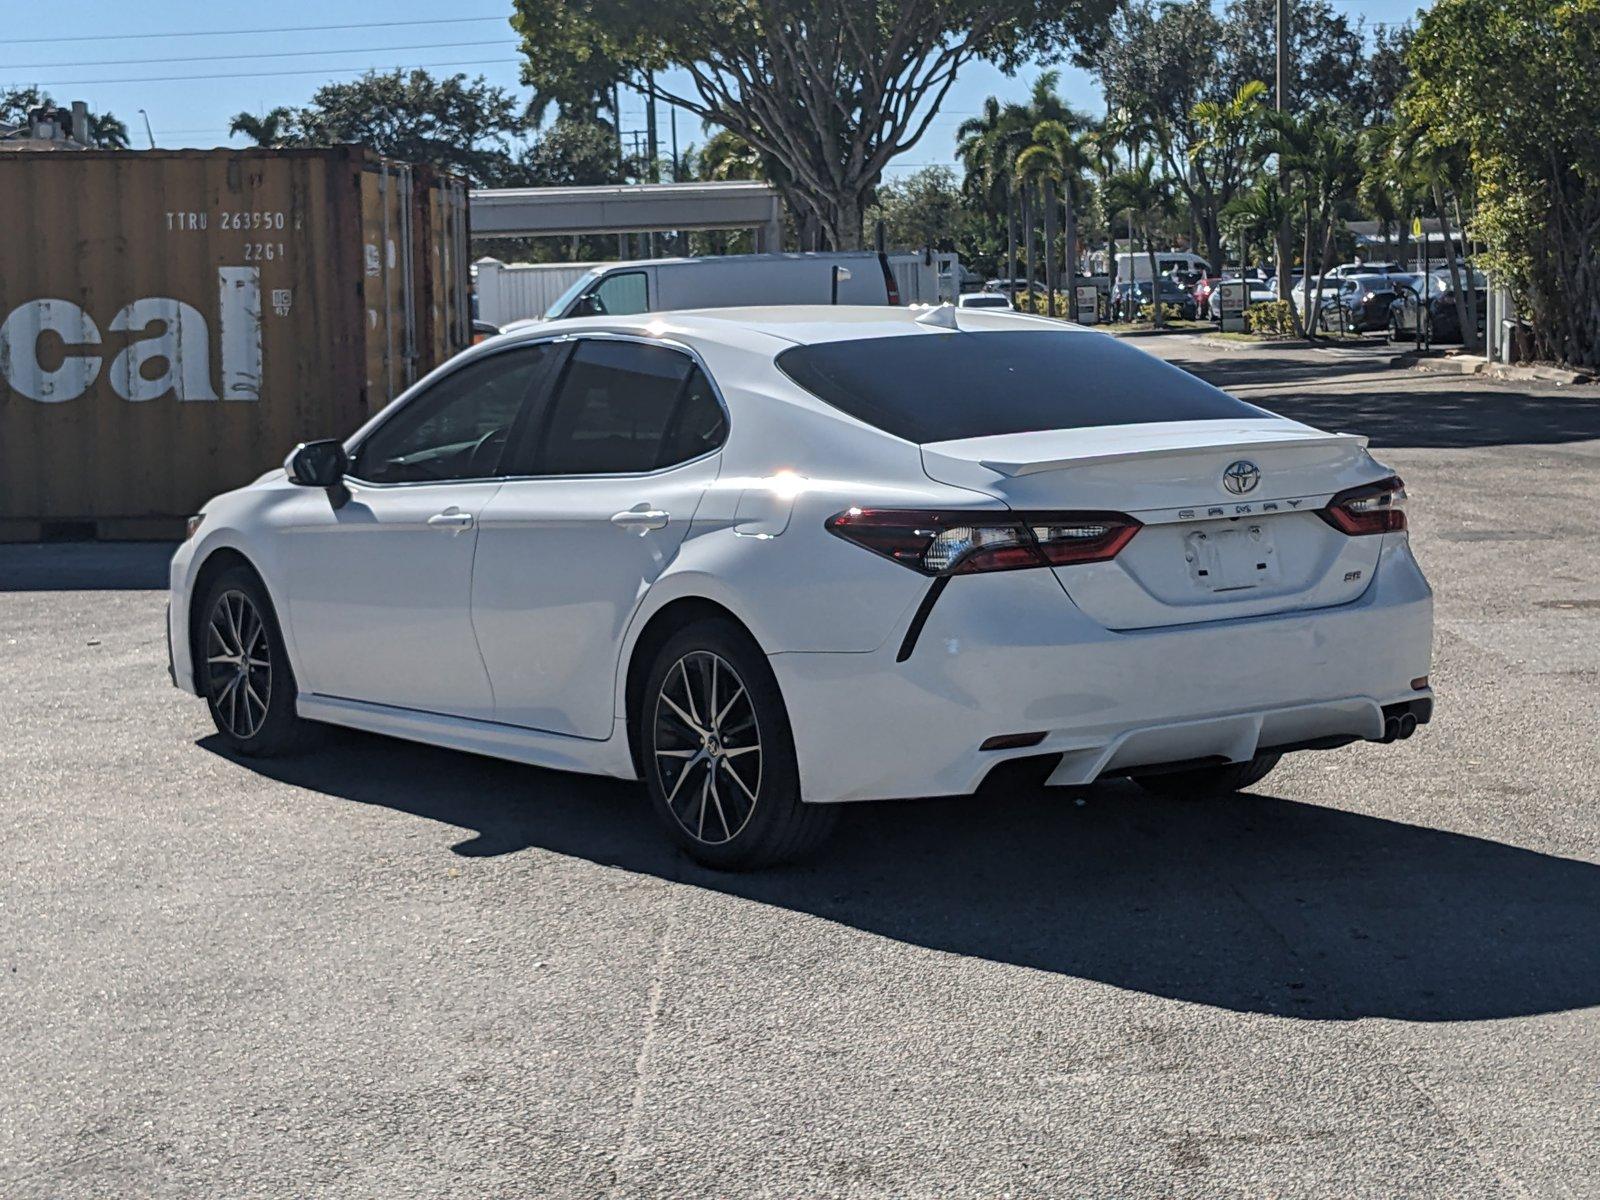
[1165,354,1600,449]
[0,542,176,591]
[202,728,1600,1024]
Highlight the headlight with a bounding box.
[184,514,206,541]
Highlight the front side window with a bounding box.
[528,340,725,475]
[350,345,550,483]
[587,271,649,316]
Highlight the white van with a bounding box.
[484,252,933,326]
[1114,251,1212,283]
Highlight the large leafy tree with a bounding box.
[230,70,533,185]
[512,0,1118,249]
[1404,0,1599,367]
[1094,0,1400,269]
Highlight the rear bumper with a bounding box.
[770,535,1433,803]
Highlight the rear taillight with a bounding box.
[878,252,901,305]
[826,508,1141,576]
[1318,476,1407,535]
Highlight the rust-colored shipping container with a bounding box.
[0,146,471,540]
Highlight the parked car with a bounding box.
[1328,261,1402,280]
[985,277,1044,299]
[1388,268,1487,344]
[956,292,1014,310]
[168,305,1433,869]
[1111,279,1198,322]
[1319,274,1408,334]
[1207,277,1276,321]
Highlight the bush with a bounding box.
[1138,302,1186,324]
[1244,300,1296,337]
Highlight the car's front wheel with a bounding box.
[197,565,315,757]
[640,619,836,870]
[1132,752,1282,799]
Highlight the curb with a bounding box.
[1105,326,1208,339]
[1485,362,1591,386]
[1409,354,1485,376]
[1197,337,1312,352]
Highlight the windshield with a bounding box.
[542,269,603,320]
[775,330,1266,444]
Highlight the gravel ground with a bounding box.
[2,338,1597,1198]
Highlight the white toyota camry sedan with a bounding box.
[169,305,1433,868]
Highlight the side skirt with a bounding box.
[296,694,640,780]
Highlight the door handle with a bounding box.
[610,508,670,532]
[426,509,474,529]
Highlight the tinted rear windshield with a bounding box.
[775,330,1266,444]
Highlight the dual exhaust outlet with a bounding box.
[1380,709,1419,743]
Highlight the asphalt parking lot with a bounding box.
[3,338,1598,1198]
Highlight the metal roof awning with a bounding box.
[469,180,785,247]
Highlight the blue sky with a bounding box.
[10,1,1427,177]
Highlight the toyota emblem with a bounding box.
[1222,460,1261,495]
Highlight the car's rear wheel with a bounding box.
[198,565,315,757]
[640,619,836,870]
[1132,752,1282,799]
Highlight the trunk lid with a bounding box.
[921,419,1388,629]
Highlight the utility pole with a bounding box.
[1275,0,1292,307]
[612,81,625,176]
[644,69,660,184]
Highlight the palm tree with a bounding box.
[958,97,1030,285]
[957,79,1062,294]
[1016,117,1094,317]
[228,107,299,148]
[1190,80,1270,268]
[1221,177,1292,272]
[1358,123,1425,272]
[1259,110,1329,337]
[89,112,129,149]
[1392,122,1479,352]
[699,129,763,181]
[1103,157,1176,327]
[1302,127,1364,333]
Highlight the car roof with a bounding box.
[493,304,1084,352]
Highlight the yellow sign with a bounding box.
[1411,215,1423,238]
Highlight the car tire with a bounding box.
[197,565,317,757]
[640,618,837,870]
[1131,752,1282,800]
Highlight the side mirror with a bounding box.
[285,439,348,489]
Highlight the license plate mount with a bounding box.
[1184,524,1279,592]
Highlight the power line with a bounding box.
[1,40,515,71]
[6,15,510,45]
[3,57,520,88]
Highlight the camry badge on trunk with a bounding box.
[1222,460,1261,494]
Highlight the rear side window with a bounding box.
[775,330,1265,444]
[530,340,725,475]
